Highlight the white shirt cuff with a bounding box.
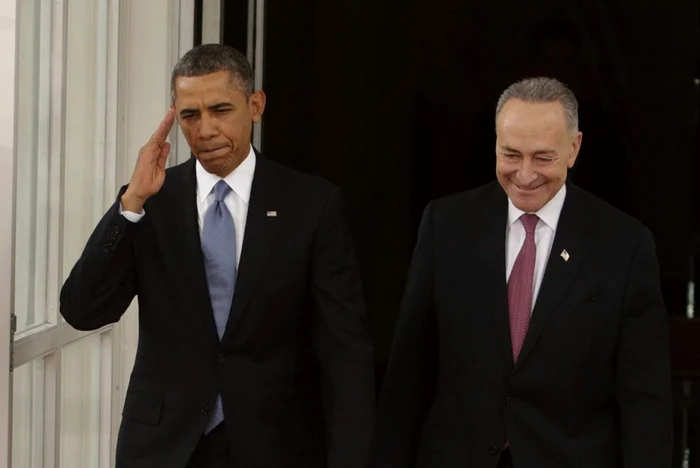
[119,202,145,223]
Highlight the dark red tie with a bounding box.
[504,214,539,450]
[508,214,539,363]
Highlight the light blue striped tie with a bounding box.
[201,180,236,433]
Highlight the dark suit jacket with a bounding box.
[369,181,672,468]
[60,155,375,468]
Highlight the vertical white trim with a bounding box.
[252,0,265,149]
[43,352,56,468]
[173,0,195,165]
[246,0,255,62]
[105,0,120,205]
[201,0,221,44]
[33,0,52,329]
[93,0,109,221]
[46,0,67,329]
[13,0,38,334]
[99,332,112,468]
[31,357,45,467]
[115,0,130,187]
[0,0,18,464]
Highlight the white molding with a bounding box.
[99,331,112,468]
[13,323,114,368]
[172,0,195,166]
[246,0,254,62]
[34,0,52,329]
[201,0,221,44]
[93,0,108,220]
[48,0,67,329]
[43,352,57,468]
[252,0,265,149]
[105,0,120,208]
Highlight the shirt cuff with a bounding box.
[119,202,145,223]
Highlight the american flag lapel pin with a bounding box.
[266,210,277,217]
[560,249,570,262]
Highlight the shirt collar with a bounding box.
[196,144,256,205]
[507,183,567,231]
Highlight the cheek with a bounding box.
[496,163,515,179]
[538,168,566,185]
[179,122,198,141]
[220,121,245,143]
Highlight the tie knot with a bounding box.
[520,213,539,234]
[213,180,231,202]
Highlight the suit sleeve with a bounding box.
[310,187,376,468]
[616,227,673,468]
[368,202,438,468]
[60,187,139,331]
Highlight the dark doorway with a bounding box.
[223,0,700,464]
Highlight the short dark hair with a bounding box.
[171,44,254,99]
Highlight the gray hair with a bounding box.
[171,44,254,99]
[495,77,579,133]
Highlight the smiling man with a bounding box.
[369,77,672,468]
[60,44,375,468]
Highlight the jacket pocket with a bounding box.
[122,391,163,427]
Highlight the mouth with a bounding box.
[198,146,228,156]
[513,182,545,193]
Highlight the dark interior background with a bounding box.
[218,0,700,464]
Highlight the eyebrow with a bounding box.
[209,102,233,111]
[500,145,556,156]
[179,102,234,116]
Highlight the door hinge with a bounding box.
[9,313,16,371]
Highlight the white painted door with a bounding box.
[2,1,196,466]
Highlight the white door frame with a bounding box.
[0,0,17,464]
[2,0,197,466]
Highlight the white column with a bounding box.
[201,0,221,44]
[171,0,195,165]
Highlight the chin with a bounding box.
[510,194,546,213]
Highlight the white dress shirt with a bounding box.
[121,145,256,268]
[505,184,567,312]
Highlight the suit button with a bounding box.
[216,353,225,363]
[112,226,120,235]
[489,446,500,455]
[201,404,211,415]
[505,397,515,406]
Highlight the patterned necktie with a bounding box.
[508,214,539,363]
[201,180,236,433]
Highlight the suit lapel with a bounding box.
[514,184,592,371]
[222,155,284,340]
[148,159,220,347]
[475,186,513,368]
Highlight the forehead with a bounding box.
[173,70,244,106]
[496,99,568,142]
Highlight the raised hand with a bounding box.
[121,108,176,212]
